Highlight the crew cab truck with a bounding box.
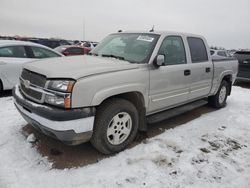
[13,31,238,154]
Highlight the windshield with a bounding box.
[90,33,160,63]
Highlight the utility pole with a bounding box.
[83,18,85,41]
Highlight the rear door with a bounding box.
[187,37,213,100]
[149,35,190,113]
[0,46,32,88]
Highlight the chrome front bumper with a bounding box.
[13,85,95,145]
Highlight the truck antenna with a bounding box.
[149,25,154,32]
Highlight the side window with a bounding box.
[158,36,186,65]
[187,37,208,63]
[217,51,227,57]
[66,47,83,55]
[0,46,27,58]
[30,46,60,58]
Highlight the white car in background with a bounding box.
[0,40,63,92]
[77,41,98,50]
[210,49,231,60]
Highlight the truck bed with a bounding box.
[210,58,238,94]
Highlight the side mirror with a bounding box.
[154,55,165,67]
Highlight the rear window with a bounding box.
[66,47,83,54]
[235,51,250,55]
[187,37,208,63]
[30,46,60,58]
[234,51,250,61]
[54,46,66,53]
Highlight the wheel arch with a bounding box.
[96,91,147,132]
[213,72,233,96]
[221,74,232,95]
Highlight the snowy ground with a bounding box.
[0,86,250,188]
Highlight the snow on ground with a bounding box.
[0,86,250,188]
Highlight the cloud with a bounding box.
[0,0,250,49]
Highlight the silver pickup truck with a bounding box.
[13,31,238,154]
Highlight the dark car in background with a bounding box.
[234,51,250,82]
[26,39,71,49]
[54,45,90,56]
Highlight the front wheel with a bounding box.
[91,98,139,154]
[208,80,229,108]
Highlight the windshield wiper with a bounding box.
[101,54,125,60]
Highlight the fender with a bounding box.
[90,83,148,108]
[211,70,233,95]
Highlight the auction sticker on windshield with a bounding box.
[137,35,154,42]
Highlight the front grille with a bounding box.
[20,69,46,102]
[21,69,46,87]
[20,82,43,100]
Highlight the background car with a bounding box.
[210,49,231,60]
[77,41,98,50]
[54,45,90,56]
[25,38,71,49]
[0,40,63,92]
[234,50,250,82]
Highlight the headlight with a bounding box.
[45,94,71,108]
[45,79,75,108]
[47,80,75,92]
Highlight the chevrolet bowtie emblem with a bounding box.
[23,80,31,89]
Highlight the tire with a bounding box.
[91,98,139,154]
[208,80,229,108]
[0,80,3,95]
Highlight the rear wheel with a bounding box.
[91,98,139,154]
[208,80,229,108]
[0,80,3,95]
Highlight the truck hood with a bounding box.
[23,55,139,79]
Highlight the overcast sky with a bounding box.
[0,0,249,49]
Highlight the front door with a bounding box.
[148,36,190,113]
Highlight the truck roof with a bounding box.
[116,30,204,38]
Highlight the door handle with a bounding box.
[206,67,211,73]
[184,69,191,76]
